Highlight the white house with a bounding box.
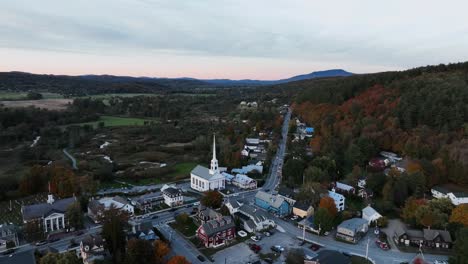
[22,194,76,233]
[232,174,257,190]
[362,205,382,224]
[88,196,134,223]
[162,187,183,207]
[327,190,345,212]
[431,186,468,205]
[335,182,355,194]
[190,135,226,192]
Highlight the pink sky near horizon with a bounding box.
[0,48,401,80]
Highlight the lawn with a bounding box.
[71,115,158,128]
[75,93,160,99]
[170,217,199,237]
[168,162,198,178]
[0,92,63,100]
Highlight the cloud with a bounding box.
[1,0,468,78]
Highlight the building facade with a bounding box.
[327,190,345,212]
[80,234,107,264]
[21,194,76,233]
[162,187,183,207]
[196,216,236,248]
[88,196,134,223]
[336,218,368,243]
[190,135,226,192]
[255,191,291,217]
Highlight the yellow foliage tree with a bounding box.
[450,204,468,226]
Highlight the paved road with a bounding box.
[97,181,191,196]
[262,107,291,192]
[62,148,78,170]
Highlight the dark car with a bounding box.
[152,215,159,219]
[248,243,262,253]
[197,255,206,262]
[75,231,84,236]
[35,240,48,246]
[310,243,321,251]
[263,258,274,263]
[169,208,177,212]
[1,249,15,255]
[265,189,270,192]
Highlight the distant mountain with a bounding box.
[199,69,353,86]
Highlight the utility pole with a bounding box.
[302,223,306,242]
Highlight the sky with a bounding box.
[1,0,468,80]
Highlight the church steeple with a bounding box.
[209,134,219,175]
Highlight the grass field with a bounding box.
[75,93,159,99]
[73,115,158,128]
[168,162,198,178]
[0,92,63,100]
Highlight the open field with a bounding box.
[0,99,72,110]
[0,92,64,100]
[72,115,159,128]
[75,93,160,99]
[168,162,198,178]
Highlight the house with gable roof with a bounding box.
[255,191,291,217]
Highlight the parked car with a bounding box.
[375,240,390,250]
[290,215,299,221]
[193,202,200,206]
[152,215,159,219]
[250,236,260,242]
[197,255,206,262]
[1,249,15,255]
[48,237,60,243]
[248,243,262,253]
[271,245,284,253]
[263,258,273,264]
[434,261,448,264]
[35,240,48,246]
[310,243,321,251]
[238,231,248,237]
[263,231,271,237]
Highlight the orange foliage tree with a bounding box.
[450,204,468,226]
[154,240,170,263]
[319,196,338,217]
[167,256,191,264]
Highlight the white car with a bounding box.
[434,261,448,264]
[237,231,248,237]
[251,236,261,242]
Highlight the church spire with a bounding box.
[209,133,219,175]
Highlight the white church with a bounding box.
[190,135,226,192]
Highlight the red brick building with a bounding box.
[196,216,236,248]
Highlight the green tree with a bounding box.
[39,252,81,264]
[303,166,328,183]
[66,201,83,230]
[450,227,468,264]
[175,213,190,225]
[285,248,305,264]
[283,158,305,185]
[200,190,223,209]
[314,208,334,234]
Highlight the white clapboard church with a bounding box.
[191,135,225,192]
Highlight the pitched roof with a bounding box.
[226,198,243,209]
[198,205,221,220]
[255,191,287,209]
[81,234,105,251]
[336,182,354,191]
[313,250,351,264]
[162,187,182,196]
[22,197,76,221]
[238,204,269,223]
[338,218,368,232]
[191,165,212,180]
[293,201,311,211]
[0,224,17,236]
[362,206,381,219]
[423,229,452,242]
[432,186,449,194]
[278,186,295,198]
[200,216,235,236]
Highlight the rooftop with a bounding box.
[22,196,76,221]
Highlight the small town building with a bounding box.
[0,249,36,264]
[0,224,19,250]
[130,222,158,241]
[334,182,355,194]
[88,196,134,223]
[197,216,236,248]
[162,187,183,207]
[21,194,76,233]
[231,174,257,190]
[292,202,314,218]
[196,205,222,224]
[393,222,452,249]
[235,204,275,233]
[431,186,468,205]
[336,218,369,243]
[361,205,382,224]
[255,191,291,217]
[190,135,226,192]
[80,234,107,264]
[278,186,297,206]
[327,190,345,212]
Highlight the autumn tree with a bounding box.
[175,213,190,226]
[450,204,468,227]
[167,256,191,264]
[154,240,170,264]
[201,190,223,209]
[39,252,81,264]
[319,196,337,217]
[401,197,427,226]
[125,238,153,264]
[295,182,325,206]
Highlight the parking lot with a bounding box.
[212,230,299,264]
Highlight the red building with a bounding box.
[197,216,236,248]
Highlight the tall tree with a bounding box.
[167,256,191,264]
[450,204,468,227]
[125,238,153,264]
[66,201,83,230]
[450,227,468,264]
[200,190,223,209]
[314,208,334,234]
[101,206,129,264]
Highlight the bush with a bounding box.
[377,216,388,228]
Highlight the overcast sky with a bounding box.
[1,0,468,79]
